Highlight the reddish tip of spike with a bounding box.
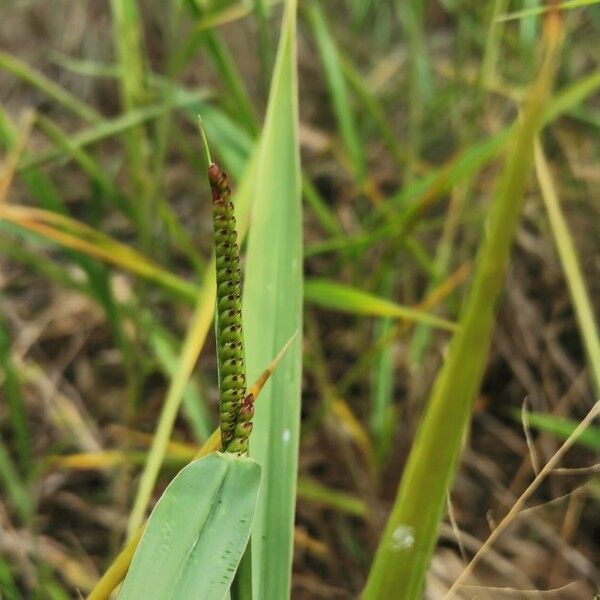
[208,163,220,186]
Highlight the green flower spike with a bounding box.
[201,120,254,454]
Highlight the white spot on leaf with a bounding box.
[391,524,414,552]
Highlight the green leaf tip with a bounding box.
[198,116,212,168]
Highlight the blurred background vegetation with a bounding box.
[0,0,599,598]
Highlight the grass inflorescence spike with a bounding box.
[207,159,253,454]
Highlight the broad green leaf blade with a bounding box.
[363,25,562,600]
[304,278,457,331]
[242,0,302,597]
[119,453,261,600]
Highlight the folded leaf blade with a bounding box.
[119,453,261,600]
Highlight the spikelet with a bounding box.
[208,162,252,453]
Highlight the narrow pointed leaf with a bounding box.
[305,278,457,331]
[510,409,600,451]
[535,143,600,396]
[242,0,302,597]
[363,22,562,599]
[306,0,366,182]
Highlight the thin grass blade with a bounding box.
[126,269,215,536]
[0,50,99,122]
[109,0,154,241]
[363,15,563,598]
[510,409,600,451]
[20,91,208,172]
[306,1,366,183]
[305,278,457,331]
[535,142,600,396]
[242,0,302,597]
[0,205,198,302]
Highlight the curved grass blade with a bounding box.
[181,2,258,135]
[305,278,457,331]
[20,91,209,173]
[0,430,33,525]
[0,50,100,123]
[109,0,153,241]
[306,0,366,183]
[119,453,261,600]
[126,268,215,537]
[35,115,132,218]
[509,409,600,452]
[0,109,35,204]
[0,312,30,479]
[534,142,600,396]
[0,108,139,410]
[370,271,397,464]
[0,205,198,302]
[144,318,213,442]
[496,0,599,23]
[363,14,563,599]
